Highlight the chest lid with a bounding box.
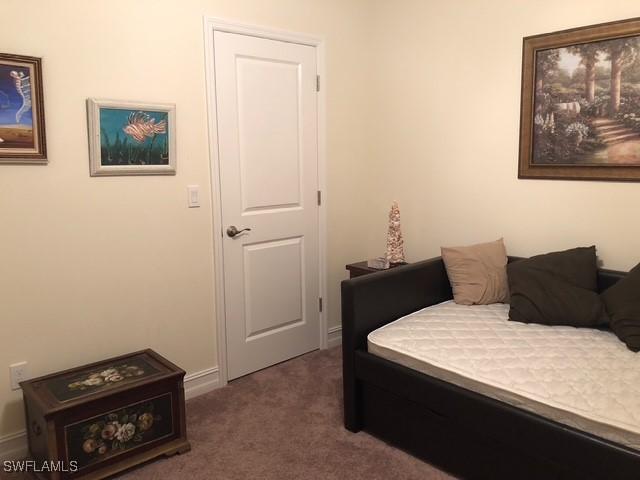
[21,349,184,415]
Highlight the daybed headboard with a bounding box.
[507,256,626,293]
[342,256,628,355]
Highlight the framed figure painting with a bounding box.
[0,53,47,164]
[87,99,176,176]
[519,17,640,181]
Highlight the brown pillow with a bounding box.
[507,246,609,328]
[441,238,509,305]
[601,263,640,352]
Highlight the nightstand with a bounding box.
[346,261,408,279]
[346,261,379,279]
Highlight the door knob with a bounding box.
[226,226,251,238]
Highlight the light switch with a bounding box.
[187,185,200,208]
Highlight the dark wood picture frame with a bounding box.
[0,53,47,164]
[519,17,640,181]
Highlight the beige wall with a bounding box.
[364,0,640,272]
[3,0,640,441]
[0,0,372,437]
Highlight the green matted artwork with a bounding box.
[87,98,176,176]
[519,17,640,181]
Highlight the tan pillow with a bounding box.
[441,238,509,305]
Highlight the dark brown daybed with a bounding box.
[341,256,639,480]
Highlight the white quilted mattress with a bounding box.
[367,300,640,450]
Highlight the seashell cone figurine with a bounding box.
[386,201,406,265]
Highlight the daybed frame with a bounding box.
[342,256,639,480]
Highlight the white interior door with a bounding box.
[213,31,320,380]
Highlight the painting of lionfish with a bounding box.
[123,112,167,143]
[98,108,170,166]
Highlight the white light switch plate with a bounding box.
[187,185,200,208]
[10,362,28,390]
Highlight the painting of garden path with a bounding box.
[533,35,640,165]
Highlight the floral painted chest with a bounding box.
[21,349,190,479]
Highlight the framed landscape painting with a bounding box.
[519,17,640,181]
[0,53,46,164]
[87,99,176,176]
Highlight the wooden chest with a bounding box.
[21,349,191,479]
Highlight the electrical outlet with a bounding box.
[10,362,28,391]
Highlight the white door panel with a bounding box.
[243,237,304,339]
[214,31,319,380]
[236,56,301,211]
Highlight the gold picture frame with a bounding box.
[519,17,640,181]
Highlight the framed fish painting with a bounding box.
[0,53,47,164]
[87,99,176,176]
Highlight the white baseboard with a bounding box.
[327,325,342,348]
[0,430,28,462]
[184,366,220,400]
[0,366,221,461]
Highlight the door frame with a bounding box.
[203,17,328,387]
